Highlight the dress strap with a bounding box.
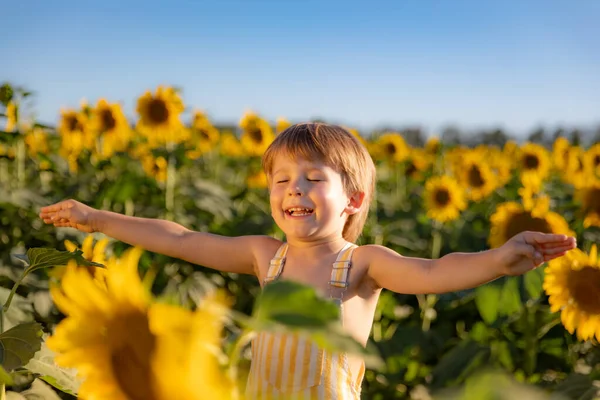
[263,243,288,285]
[329,242,357,289]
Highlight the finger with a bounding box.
[540,245,576,256]
[516,242,543,266]
[51,209,72,221]
[544,251,567,261]
[40,202,68,213]
[523,232,571,245]
[540,239,576,249]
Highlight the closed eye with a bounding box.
[276,180,289,184]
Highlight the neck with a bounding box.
[285,236,349,258]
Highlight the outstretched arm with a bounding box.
[364,232,576,294]
[40,199,276,275]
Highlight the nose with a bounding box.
[287,181,304,196]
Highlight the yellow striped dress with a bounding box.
[245,242,365,400]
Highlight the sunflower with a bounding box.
[404,148,432,180]
[563,146,587,188]
[488,195,573,248]
[239,111,274,157]
[517,143,551,190]
[425,136,441,155]
[50,235,109,281]
[47,247,234,400]
[187,110,220,158]
[457,151,498,201]
[24,128,50,156]
[58,109,89,161]
[219,131,245,158]
[372,132,410,164]
[486,145,513,187]
[503,140,519,160]
[424,175,467,223]
[552,137,571,171]
[142,156,168,183]
[276,117,291,134]
[91,99,132,158]
[584,143,600,181]
[246,170,268,189]
[136,86,185,147]
[4,101,17,132]
[544,245,600,341]
[575,183,600,228]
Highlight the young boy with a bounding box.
[40,123,576,400]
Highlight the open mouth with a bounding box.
[285,207,314,216]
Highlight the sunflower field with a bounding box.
[1,82,600,399]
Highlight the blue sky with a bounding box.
[3,0,599,136]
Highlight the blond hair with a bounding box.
[262,123,376,243]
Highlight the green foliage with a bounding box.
[0,323,43,372]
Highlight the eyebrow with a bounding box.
[272,166,326,176]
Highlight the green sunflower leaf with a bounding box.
[24,338,81,396]
[5,248,105,312]
[0,322,43,372]
[475,284,502,324]
[18,248,105,274]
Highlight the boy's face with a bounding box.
[268,154,358,242]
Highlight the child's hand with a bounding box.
[500,231,576,276]
[40,200,99,233]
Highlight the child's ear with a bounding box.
[345,192,366,215]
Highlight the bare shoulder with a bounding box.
[243,235,284,280]
[353,244,404,290]
[354,244,399,261]
[352,244,394,290]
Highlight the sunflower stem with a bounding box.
[16,136,25,188]
[165,152,176,221]
[3,275,25,313]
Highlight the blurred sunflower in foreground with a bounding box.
[544,245,600,341]
[424,175,466,223]
[50,235,110,280]
[48,247,235,400]
[488,188,573,248]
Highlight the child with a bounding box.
[40,123,576,400]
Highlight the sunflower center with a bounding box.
[523,154,540,170]
[594,155,600,167]
[405,161,417,177]
[109,313,157,400]
[468,165,485,188]
[567,267,600,314]
[100,109,116,131]
[583,188,600,214]
[249,128,263,143]
[385,143,397,155]
[147,99,169,124]
[505,211,552,239]
[199,129,210,141]
[434,189,450,206]
[66,116,80,132]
